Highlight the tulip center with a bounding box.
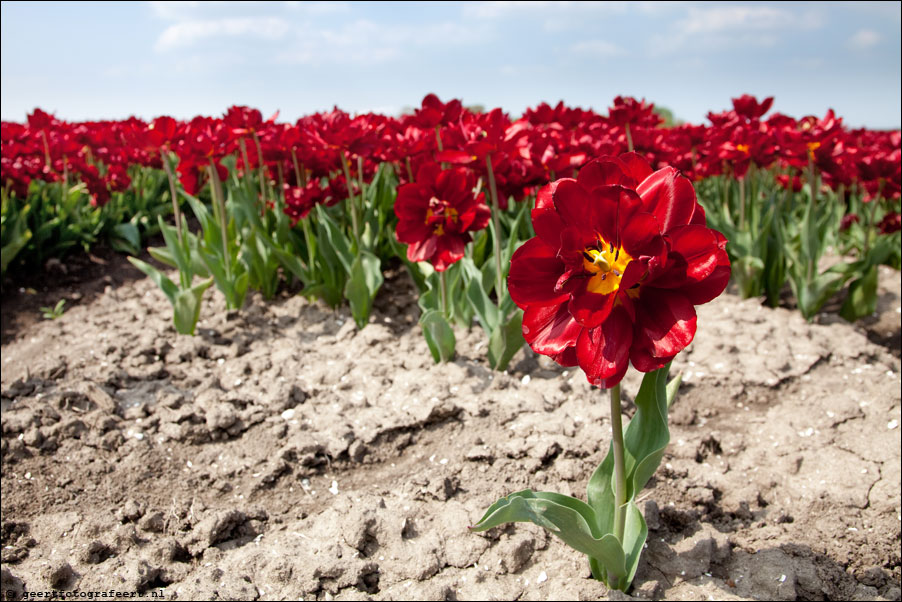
[425,199,458,235]
[582,240,633,295]
[806,141,821,159]
[736,143,750,155]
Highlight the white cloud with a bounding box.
[847,29,882,49]
[647,4,824,56]
[463,1,627,19]
[283,1,350,14]
[149,1,348,21]
[155,17,291,51]
[275,19,488,66]
[679,5,790,34]
[569,39,626,57]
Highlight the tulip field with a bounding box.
[1,95,900,600]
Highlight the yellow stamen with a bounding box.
[736,143,750,155]
[433,223,445,236]
[583,239,633,295]
[446,207,459,223]
[807,141,821,159]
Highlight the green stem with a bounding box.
[301,215,317,279]
[291,149,304,187]
[863,181,884,258]
[252,132,267,205]
[159,149,184,250]
[738,175,746,230]
[485,154,504,305]
[340,150,360,245]
[609,383,627,544]
[440,269,449,317]
[435,124,444,152]
[239,138,256,200]
[624,123,634,153]
[208,161,231,280]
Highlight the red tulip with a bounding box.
[731,94,774,121]
[395,163,490,271]
[508,153,730,388]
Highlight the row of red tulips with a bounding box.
[3,94,899,214]
[2,95,899,332]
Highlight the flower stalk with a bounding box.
[485,154,505,303]
[609,383,627,543]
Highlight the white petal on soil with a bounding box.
[328,480,339,495]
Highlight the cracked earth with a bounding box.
[2,259,900,601]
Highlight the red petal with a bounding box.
[576,305,632,388]
[652,225,721,288]
[689,202,707,226]
[620,212,662,258]
[395,218,432,245]
[535,180,562,211]
[675,256,731,305]
[508,238,570,307]
[433,235,466,271]
[577,159,637,191]
[617,152,654,183]
[394,183,430,220]
[435,150,476,164]
[636,167,697,233]
[633,289,697,358]
[568,286,616,328]
[415,162,442,186]
[407,236,438,265]
[553,179,594,233]
[553,346,579,367]
[522,303,583,356]
[593,186,642,247]
[630,346,674,373]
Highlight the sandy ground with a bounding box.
[1,259,900,601]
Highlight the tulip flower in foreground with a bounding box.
[471,153,730,593]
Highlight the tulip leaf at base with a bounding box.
[471,364,676,592]
[127,256,213,335]
[419,309,456,363]
[487,311,524,371]
[344,250,384,329]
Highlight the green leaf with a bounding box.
[470,490,627,586]
[109,222,141,255]
[840,264,878,322]
[666,371,682,409]
[303,283,343,308]
[419,309,455,363]
[315,205,353,274]
[147,246,177,269]
[1,216,32,274]
[487,311,524,371]
[128,256,178,302]
[172,278,214,335]
[344,250,384,329]
[463,257,500,336]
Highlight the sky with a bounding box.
[1,1,901,128]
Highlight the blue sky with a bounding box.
[2,1,900,128]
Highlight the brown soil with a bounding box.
[1,258,900,601]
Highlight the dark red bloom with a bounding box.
[508,153,730,388]
[878,211,901,235]
[732,94,774,121]
[395,163,490,271]
[840,213,860,231]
